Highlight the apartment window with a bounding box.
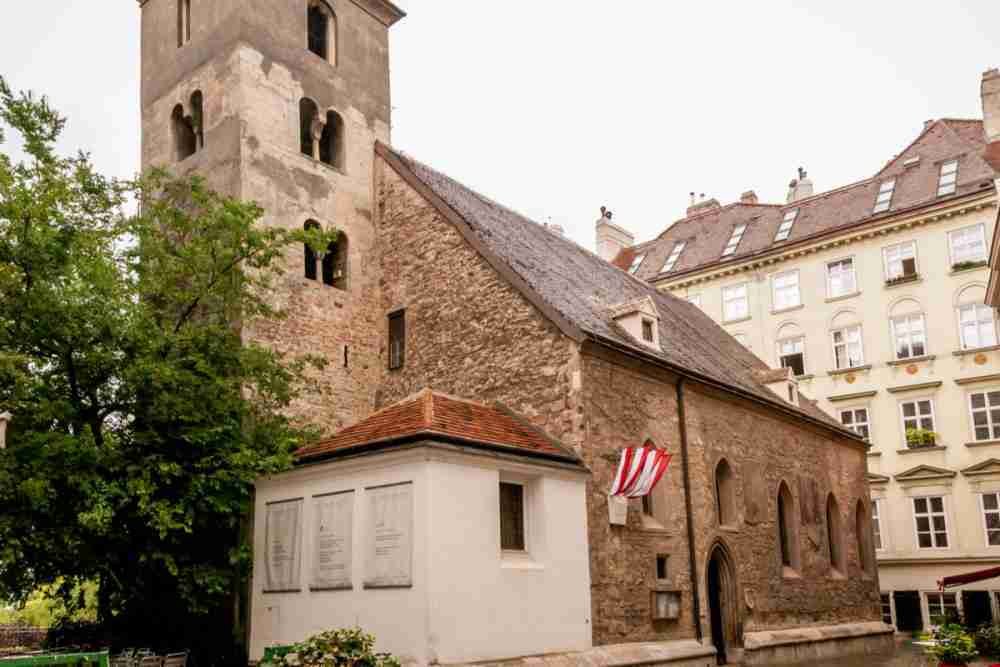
[883,241,917,281]
[774,209,798,242]
[982,493,1000,547]
[926,592,958,623]
[969,390,1000,442]
[307,0,338,66]
[873,179,896,214]
[937,159,959,197]
[959,303,998,350]
[831,325,864,369]
[949,224,987,267]
[388,310,405,370]
[827,258,857,298]
[722,283,749,321]
[901,399,936,448]
[891,313,927,360]
[499,482,526,551]
[913,496,948,548]
[872,499,884,551]
[628,254,646,274]
[772,270,801,311]
[722,224,748,257]
[777,337,806,377]
[641,318,655,343]
[840,407,871,442]
[880,593,893,626]
[661,241,686,273]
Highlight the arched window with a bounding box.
[856,500,873,574]
[888,298,927,361]
[307,0,337,65]
[172,104,196,161]
[777,481,799,572]
[177,0,192,48]
[303,220,320,281]
[827,494,844,575]
[715,459,735,527]
[300,98,320,158]
[189,91,204,150]
[319,110,345,170]
[321,232,348,290]
[956,284,997,350]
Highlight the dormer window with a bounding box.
[873,179,896,214]
[641,319,654,342]
[610,297,660,350]
[722,224,747,257]
[628,254,646,274]
[774,210,798,242]
[660,241,686,273]
[177,0,192,48]
[938,159,959,196]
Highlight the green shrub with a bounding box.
[975,624,1000,657]
[929,623,978,664]
[265,628,400,667]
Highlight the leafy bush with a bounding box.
[265,628,400,667]
[975,624,1000,657]
[929,623,979,664]
[906,428,938,448]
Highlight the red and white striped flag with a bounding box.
[609,444,671,498]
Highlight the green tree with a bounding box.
[0,77,333,662]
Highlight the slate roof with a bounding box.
[375,144,854,437]
[296,389,581,463]
[617,119,997,281]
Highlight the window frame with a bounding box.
[388,309,405,371]
[686,293,702,308]
[873,179,896,214]
[890,312,928,360]
[722,224,748,257]
[937,159,959,197]
[840,406,872,443]
[924,591,960,627]
[948,223,987,267]
[499,480,527,553]
[981,491,1000,548]
[776,335,806,377]
[958,302,999,350]
[872,498,885,552]
[880,592,895,627]
[774,209,798,242]
[826,256,858,299]
[882,240,918,281]
[830,323,865,370]
[628,254,646,275]
[661,241,687,273]
[899,398,937,448]
[771,269,801,312]
[968,389,1000,443]
[912,495,949,550]
[722,282,750,323]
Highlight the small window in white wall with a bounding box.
[722,283,749,322]
[982,493,1000,546]
[831,325,864,369]
[926,592,959,624]
[937,159,959,197]
[959,303,998,350]
[772,270,801,311]
[949,224,987,267]
[891,313,927,360]
[777,337,805,376]
[873,179,896,214]
[969,390,1000,442]
[499,482,526,551]
[872,500,884,551]
[840,407,871,442]
[901,399,936,448]
[883,241,918,281]
[913,496,948,548]
[827,258,857,298]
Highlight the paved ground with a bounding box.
[805,638,1000,666]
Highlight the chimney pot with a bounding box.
[740,190,758,204]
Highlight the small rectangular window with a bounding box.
[771,270,800,311]
[937,159,959,197]
[660,241,686,273]
[883,241,918,281]
[949,223,987,267]
[722,283,749,322]
[656,555,668,580]
[628,254,646,275]
[969,391,1000,442]
[831,325,864,369]
[891,313,927,360]
[388,310,405,370]
[840,407,871,442]
[641,318,654,342]
[777,336,805,376]
[826,258,857,298]
[913,496,948,549]
[873,179,896,214]
[499,482,526,551]
[901,399,936,448]
[722,224,748,257]
[641,494,653,516]
[872,501,884,551]
[774,209,798,242]
[879,592,893,625]
[959,304,998,350]
[982,492,1000,546]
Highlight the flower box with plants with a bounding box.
[885,273,920,287]
[262,628,400,667]
[952,260,988,272]
[906,428,939,449]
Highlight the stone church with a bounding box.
[137,0,892,664]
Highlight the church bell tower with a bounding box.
[138,0,405,433]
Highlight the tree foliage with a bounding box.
[0,77,333,661]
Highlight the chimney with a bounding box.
[686,193,721,217]
[740,190,758,204]
[983,69,1000,144]
[545,223,565,237]
[595,206,634,261]
[786,167,814,203]
[0,412,10,450]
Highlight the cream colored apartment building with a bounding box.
[600,78,1000,633]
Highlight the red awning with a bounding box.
[939,565,1000,589]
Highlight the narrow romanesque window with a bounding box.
[321,233,348,290]
[388,310,405,370]
[299,98,320,158]
[499,482,526,551]
[856,500,873,574]
[656,555,668,580]
[827,494,844,574]
[715,459,735,527]
[171,104,196,161]
[777,482,798,571]
[177,0,192,47]
[303,220,320,281]
[319,110,345,170]
[641,494,653,516]
[307,1,337,65]
[189,91,204,150]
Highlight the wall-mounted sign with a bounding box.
[608,494,628,525]
[311,491,354,590]
[364,482,413,588]
[264,498,303,592]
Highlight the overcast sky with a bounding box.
[2,1,999,250]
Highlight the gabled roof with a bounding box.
[894,464,956,482]
[620,119,996,281]
[296,388,581,463]
[867,473,891,485]
[961,458,1000,477]
[375,144,857,442]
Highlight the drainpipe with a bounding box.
[676,378,702,642]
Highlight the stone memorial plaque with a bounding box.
[364,482,413,588]
[264,498,303,592]
[311,491,354,590]
[608,494,628,525]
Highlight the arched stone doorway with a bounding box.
[706,542,741,665]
